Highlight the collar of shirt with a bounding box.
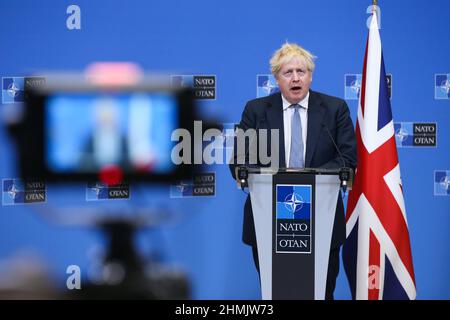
[281,91,310,111]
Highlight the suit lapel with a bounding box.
[265,93,286,168]
[305,91,326,167]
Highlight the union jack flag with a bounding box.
[343,10,416,300]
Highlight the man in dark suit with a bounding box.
[229,42,357,299]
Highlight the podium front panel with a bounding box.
[248,173,273,299]
[249,171,340,300]
[314,174,340,299]
[272,173,316,299]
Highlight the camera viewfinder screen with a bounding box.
[45,92,178,175]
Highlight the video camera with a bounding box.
[10,75,198,184]
[5,74,200,299]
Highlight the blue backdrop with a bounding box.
[0,0,449,299]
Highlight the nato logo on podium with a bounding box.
[276,185,312,254]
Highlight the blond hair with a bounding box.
[270,42,316,76]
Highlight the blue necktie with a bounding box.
[289,104,304,168]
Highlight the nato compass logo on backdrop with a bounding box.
[434,171,450,196]
[171,75,216,100]
[209,123,238,164]
[222,122,238,143]
[435,74,450,99]
[275,185,312,253]
[345,74,392,100]
[394,122,437,147]
[2,77,24,103]
[256,74,279,98]
[169,180,194,198]
[170,173,215,198]
[2,77,46,104]
[86,182,130,201]
[2,179,46,205]
[207,123,237,149]
[344,74,362,100]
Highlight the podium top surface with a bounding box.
[243,166,341,175]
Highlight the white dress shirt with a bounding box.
[282,92,309,167]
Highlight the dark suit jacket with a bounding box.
[229,90,357,249]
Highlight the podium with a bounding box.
[247,168,341,300]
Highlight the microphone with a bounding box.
[321,122,353,193]
[237,163,249,189]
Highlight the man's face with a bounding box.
[275,56,312,104]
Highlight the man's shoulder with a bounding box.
[245,92,280,108]
[310,90,346,107]
[310,90,346,105]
